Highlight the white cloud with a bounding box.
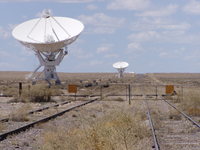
[160,23,191,30]
[72,48,93,59]
[0,0,30,2]
[0,50,10,57]
[58,0,94,3]
[128,31,160,42]
[126,42,144,54]
[0,62,17,69]
[20,47,34,56]
[131,18,191,31]
[183,0,200,15]
[159,47,187,59]
[0,0,94,2]
[0,26,11,39]
[97,47,109,53]
[8,24,17,30]
[86,4,98,10]
[137,4,178,17]
[128,29,200,44]
[107,0,150,10]
[79,13,125,34]
[127,42,142,50]
[0,24,16,39]
[159,52,168,57]
[104,54,119,58]
[96,44,113,53]
[89,60,103,66]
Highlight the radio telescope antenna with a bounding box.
[113,61,129,78]
[12,9,84,85]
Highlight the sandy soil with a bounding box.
[0,72,199,150]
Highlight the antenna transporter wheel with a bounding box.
[12,9,84,85]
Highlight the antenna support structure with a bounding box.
[117,68,125,78]
[12,9,84,85]
[30,47,68,85]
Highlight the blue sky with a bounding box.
[1,0,200,73]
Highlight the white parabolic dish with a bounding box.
[113,61,129,69]
[12,17,84,52]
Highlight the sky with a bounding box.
[1,0,200,73]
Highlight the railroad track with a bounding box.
[145,97,200,150]
[144,99,160,150]
[0,84,123,143]
[0,100,72,123]
[0,98,98,141]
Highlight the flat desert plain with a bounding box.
[0,71,199,150]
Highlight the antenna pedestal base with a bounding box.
[44,66,61,85]
[29,49,67,85]
[118,68,125,78]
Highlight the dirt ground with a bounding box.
[0,72,199,150]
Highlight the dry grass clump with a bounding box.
[38,111,149,150]
[0,123,6,132]
[103,97,124,101]
[187,108,200,116]
[150,110,163,130]
[9,104,31,122]
[16,84,62,102]
[0,85,18,96]
[172,93,182,103]
[112,97,124,101]
[169,110,182,120]
[181,91,200,116]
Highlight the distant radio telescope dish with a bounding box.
[12,9,84,85]
[113,61,129,78]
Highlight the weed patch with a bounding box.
[9,104,31,122]
[182,91,200,116]
[38,111,149,150]
[12,84,62,103]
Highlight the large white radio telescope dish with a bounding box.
[12,13,84,52]
[12,9,84,85]
[113,61,129,78]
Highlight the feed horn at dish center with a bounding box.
[12,9,84,85]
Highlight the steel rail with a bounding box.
[162,98,200,128]
[144,99,160,150]
[0,98,98,141]
[28,101,71,114]
[0,95,12,97]
[0,101,71,123]
[62,94,162,97]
